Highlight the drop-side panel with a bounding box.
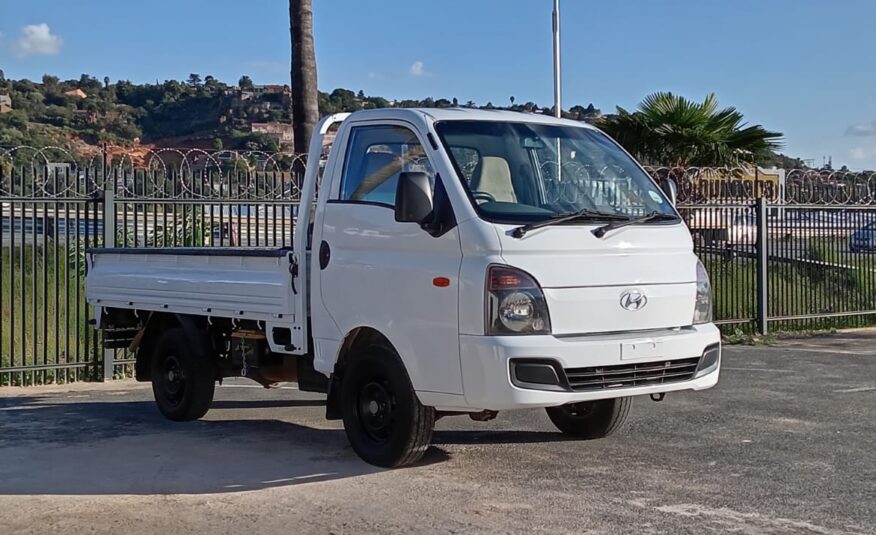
[85,248,298,325]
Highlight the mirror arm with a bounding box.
[419,210,441,236]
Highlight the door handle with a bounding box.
[319,241,331,270]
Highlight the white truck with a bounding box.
[86,109,721,467]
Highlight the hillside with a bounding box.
[0,74,605,157]
[0,73,801,168]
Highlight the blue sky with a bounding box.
[1,0,875,169]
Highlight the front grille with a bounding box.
[564,357,700,391]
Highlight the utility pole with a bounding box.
[552,0,561,118]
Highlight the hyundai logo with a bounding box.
[620,289,648,311]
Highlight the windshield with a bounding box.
[435,120,676,223]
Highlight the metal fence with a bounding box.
[658,166,876,334]
[0,165,102,386]
[2,144,876,384]
[0,146,306,385]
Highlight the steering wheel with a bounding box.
[472,191,496,203]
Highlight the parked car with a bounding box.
[688,209,756,247]
[727,214,757,245]
[849,221,876,252]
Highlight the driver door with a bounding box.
[315,123,464,395]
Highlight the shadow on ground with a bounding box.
[0,394,380,495]
[0,394,567,495]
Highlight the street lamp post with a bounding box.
[552,0,561,118]
[552,0,563,180]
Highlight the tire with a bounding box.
[340,343,435,468]
[150,327,215,422]
[545,397,631,439]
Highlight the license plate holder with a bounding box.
[620,339,663,360]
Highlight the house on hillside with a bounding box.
[64,88,88,99]
[0,94,12,113]
[251,122,294,148]
[239,84,291,102]
[252,85,290,95]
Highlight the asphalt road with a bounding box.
[1,334,874,534]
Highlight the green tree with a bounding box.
[0,109,28,130]
[187,73,202,87]
[364,96,390,109]
[238,75,253,89]
[328,88,360,111]
[42,105,72,127]
[78,74,101,91]
[203,75,221,95]
[598,92,783,167]
[568,104,600,121]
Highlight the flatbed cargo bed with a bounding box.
[86,247,299,328]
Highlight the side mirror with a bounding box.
[659,177,678,206]
[395,172,434,223]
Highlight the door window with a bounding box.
[340,125,434,206]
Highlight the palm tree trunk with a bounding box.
[290,0,319,155]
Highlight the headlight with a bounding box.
[486,265,551,335]
[693,259,713,324]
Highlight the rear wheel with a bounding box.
[341,344,435,467]
[545,397,631,439]
[150,327,215,421]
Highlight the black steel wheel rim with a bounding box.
[160,355,186,407]
[358,379,395,443]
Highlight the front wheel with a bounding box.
[545,397,631,439]
[150,327,215,422]
[341,344,435,467]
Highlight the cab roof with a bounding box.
[345,107,599,130]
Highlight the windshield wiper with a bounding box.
[511,209,628,238]
[592,212,678,239]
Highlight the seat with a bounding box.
[474,156,516,203]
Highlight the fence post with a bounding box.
[102,190,115,381]
[755,196,769,334]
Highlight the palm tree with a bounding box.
[599,92,783,167]
[290,0,319,155]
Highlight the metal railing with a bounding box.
[2,149,876,384]
[665,166,876,333]
[0,166,103,385]
[0,147,306,385]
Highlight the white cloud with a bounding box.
[13,23,62,56]
[409,61,425,76]
[846,120,876,137]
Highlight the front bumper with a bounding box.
[459,323,721,411]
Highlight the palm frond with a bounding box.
[599,92,784,167]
